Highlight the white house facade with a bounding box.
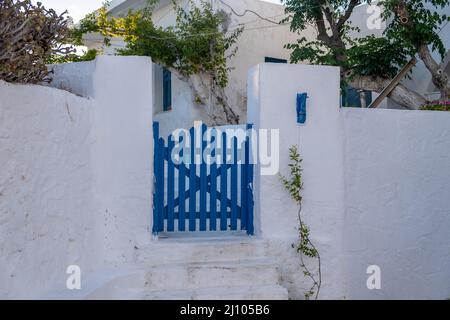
[84,0,313,136]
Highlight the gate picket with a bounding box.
[178,135,186,232]
[189,127,196,231]
[220,131,228,231]
[200,124,207,231]
[210,130,218,231]
[231,137,238,230]
[167,135,175,232]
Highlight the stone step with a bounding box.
[140,258,281,291]
[113,284,289,300]
[136,237,269,266]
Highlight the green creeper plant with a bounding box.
[71,0,243,125]
[279,145,322,300]
[46,49,98,64]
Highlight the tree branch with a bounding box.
[348,75,428,109]
[395,0,450,98]
[337,0,360,29]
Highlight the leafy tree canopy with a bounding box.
[282,0,450,106]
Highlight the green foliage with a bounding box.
[69,8,104,46]
[279,146,321,300]
[279,146,303,205]
[282,0,449,80]
[347,36,410,79]
[420,100,450,111]
[380,0,450,58]
[73,0,242,88]
[47,49,98,64]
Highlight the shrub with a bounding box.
[420,100,450,111]
[0,0,74,84]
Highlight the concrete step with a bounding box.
[136,237,269,266]
[141,258,281,291]
[115,284,289,300]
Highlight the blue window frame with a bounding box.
[265,57,288,64]
[163,68,172,111]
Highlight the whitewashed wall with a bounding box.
[248,63,450,300]
[342,108,450,299]
[247,63,346,299]
[0,81,97,298]
[0,56,154,298]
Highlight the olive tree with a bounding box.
[282,0,450,108]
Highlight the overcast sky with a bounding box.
[34,0,282,23]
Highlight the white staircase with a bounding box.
[87,237,289,300]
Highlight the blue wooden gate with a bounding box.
[152,122,254,235]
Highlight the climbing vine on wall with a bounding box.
[72,0,243,125]
[279,145,322,300]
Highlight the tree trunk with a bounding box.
[172,70,239,126]
[348,75,429,109]
[417,44,450,99]
[395,0,450,99]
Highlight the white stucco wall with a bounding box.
[0,81,98,299]
[248,63,450,300]
[90,56,154,264]
[342,108,450,300]
[0,56,154,298]
[247,63,346,299]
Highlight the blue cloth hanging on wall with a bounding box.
[297,93,308,124]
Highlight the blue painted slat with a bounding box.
[210,131,217,231]
[189,127,196,231]
[220,131,228,231]
[178,135,186,231]
[157,137,165,232]
[167,135,175,232]
[152,122,160,234]
[246,123,254,235]
[200,124,207,231]
[231,137,238,230]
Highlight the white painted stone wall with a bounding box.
[0,56,154,298]
[248,63,450,300]
[90,56,153,264]
[0,81,97,299]
[342,108,450,299]
[247,63,346,299]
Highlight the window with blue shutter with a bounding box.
[163,68,172,111]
